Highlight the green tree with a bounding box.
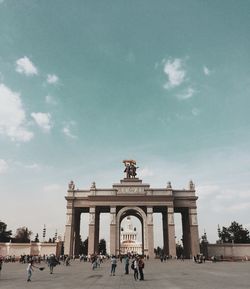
[14,227,32,243]
[200,231,209,257]
[154,246,163,256]
[0,221,12,242]
[79,237,88,255]
[98,238,107,255]
[218,221,250,243]
[176,243,184,258]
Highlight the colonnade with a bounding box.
[64,204,199,258]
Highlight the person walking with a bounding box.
[48,254,59,274]
[124,255,129,274]
[132,257,139,281]
[110,255,117,276]
[138,257,145,281]
[27,260,34,282]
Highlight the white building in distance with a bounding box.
[120,216,142,255]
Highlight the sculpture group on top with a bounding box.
[123,160,138,179]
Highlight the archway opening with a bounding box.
[153,213,163,256]
[99,212,110,254]
[120,215,142,255]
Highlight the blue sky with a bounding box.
[0,0,250,246]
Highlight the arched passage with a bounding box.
[116,207,148,256]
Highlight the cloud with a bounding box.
[62,121,77,139]
[203,66,210,76]
[45,95,57,105]
[24,163,40,169]
[31,112,52,132]
[191,108,200,116]
[177,87,195,100]
[0,83,33,142]
[47,74,59,84]
[163,58,186,89]
[0,159,8,173]
[225,202,250,211]
[16,56,38,76]
[140,167,154,178]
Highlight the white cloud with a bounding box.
[163,58,186,89]
[191,108,200,116]
[140,167,154,178]
[203,66,210,76]
[62,121,77,139]
[45,95,57,105]
[225,202,250,211]
[0,83,33,142]
[31,112,52,132]
[47,74,59,84]
[24,163,40,169]
[16,56,38,76]
[177,87,195,100]
[0,159,8,173]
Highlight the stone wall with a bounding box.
[207,244,250,259]
[0,242,62,257]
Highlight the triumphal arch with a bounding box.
[64,160,200,258]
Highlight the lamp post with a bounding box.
[231,233,235,260]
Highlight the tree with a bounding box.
[79,237,88,255]
[0,221,12,242]
[218,221,250,243]
[154,246,163,256]
[200,231,209,257]
[98,238,107,255]
[14,227,32,243]
[176,243,184,258]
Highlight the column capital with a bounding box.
[147,206,153,214]
[110,206,116,213]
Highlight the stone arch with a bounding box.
[116,206,148,255]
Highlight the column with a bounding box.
[168,207,176,258]
[88,207,96,255]
[189,208,200,257]
[94,211,100,254]
[162,210,169,255]
[147,206,154,258]
[182,209,191,258]
[110,206,117,256]
[64,201,75,256]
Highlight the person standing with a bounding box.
[110,255,117,276]
[138,257,145,281]
[132,257,139,281]
[27,260,37,282]
[124,255,129,274]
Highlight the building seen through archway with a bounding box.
[64,160,200,258]
[120,216,142,255]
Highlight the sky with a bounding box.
[0,0,250,248]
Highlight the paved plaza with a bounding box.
[0,259,249,289]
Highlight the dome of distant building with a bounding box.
[120,216,142,255]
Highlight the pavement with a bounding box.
[0,259,249,289]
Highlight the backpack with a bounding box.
[131,261,135,270]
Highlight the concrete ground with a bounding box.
[0,259,249,289]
